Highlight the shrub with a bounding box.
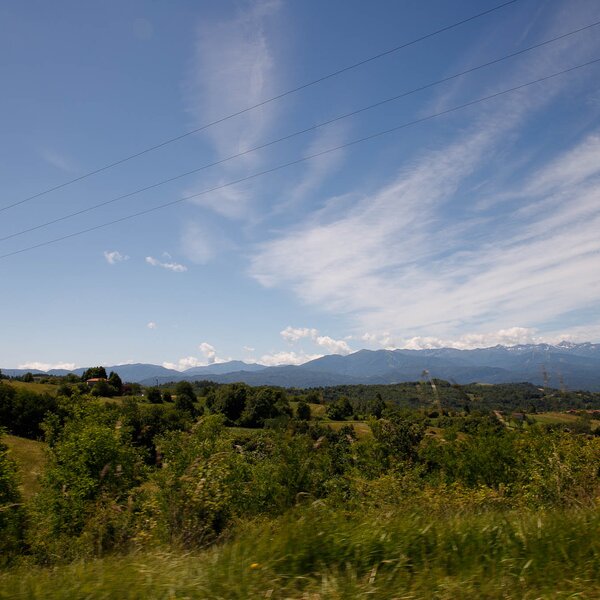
[0,433,25,563]
[29,416,145,560]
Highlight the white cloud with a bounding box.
[162,342,228,371]
[255,350,322,367]
[357,325,600,351]
[243,345,255,352]
[162,356,205,371]
[280,326,352,355]
[198,342,217,364]
[104,250,129,265]
[280,326,318,342]
[314,335,352,355]
[147,322,157,330]
[145,256,188,272]
[18,361,76,371]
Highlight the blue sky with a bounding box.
[1,0,600,371]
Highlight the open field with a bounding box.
[531,411,600,430]
[290,401,327,418]
[3,434,46,498]
[325,420,372,438]
[4,380,58,396]
[1,506,598,599]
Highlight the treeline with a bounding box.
[289,380,600,412]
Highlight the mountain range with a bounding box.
[3,342,600,391]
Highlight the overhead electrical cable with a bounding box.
[0,0,519,213]
[1,56,598,261]
[2,19,597,244]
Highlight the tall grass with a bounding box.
[2,504,598,599]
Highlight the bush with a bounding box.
[296,400,311,421]
[0,382,58,439]
[0,433,25,563]
[29,415,145,560]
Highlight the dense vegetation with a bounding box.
[1,373,599,597]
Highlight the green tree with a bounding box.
[240,388,291,427]
[296,400,311,421]
[326,396,353,420]
[212,383,248,423]
[372,416,425,464]
[162,390,172,403]
[369,393,386,419]
[305,390,321,404]
[81,366,107,381]
[30,415,145,558]
[174,381,196,413]
[146,387,163,404]
[90,379,113,398]
[0,383,58,439]
[108,372,123,395]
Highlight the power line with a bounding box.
[0,0,519,214]
[1,56,598,262]
[3,19,596,244]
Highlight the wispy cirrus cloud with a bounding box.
[249,3,600,348]
[39,148,76,173]
[182,0,281,220]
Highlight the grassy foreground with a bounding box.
[2,505,599,599]
[3,435,46,498]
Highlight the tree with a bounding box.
[369,393,386,419]
[81,366,107,381]
[162,391,172,403]
[296,400,311,421]
[90,380,113,398]
[0,383,58,439]
[146,387,163,404]
[212,383,248,423]
[30,416,145,554]
[175,381,196,413]
[372,417,425,463]
[326,396,353,420]
[305,390,321,404]
[240,388,291,427]
[21,372,34,383]
[108,372,123,396]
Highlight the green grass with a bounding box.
[532,411,600,430]
[290,401,327,418]
[326,420,372,438]
[1,506,598,598]
[3,434,46,498]
[5,380,58,396]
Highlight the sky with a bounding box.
[1,0,600,371]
